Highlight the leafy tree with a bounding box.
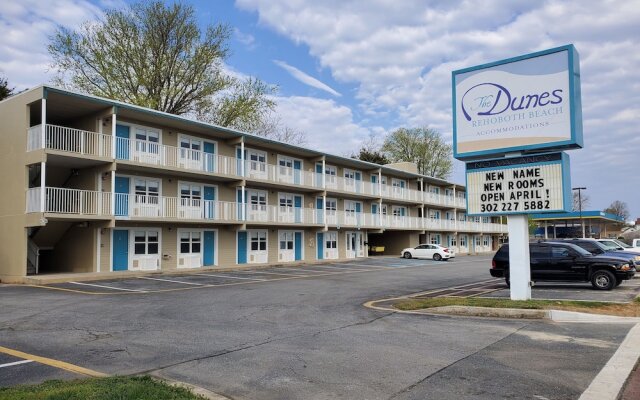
[48,1,275,130]
[572,191,590,212]
[0,75,14,101]
[604,200,630,221]
[352,136,389,165]
[381,127,453,178]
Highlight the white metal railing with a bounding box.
[26,187,112,215]
[115,138,239,177]
[27,124,112,158]
[114,194,239,221]
[244,161,319,188]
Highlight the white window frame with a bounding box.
[325,231,338,259]
[130,228,162,271]
[245,148,267,177]
[325,164,337,187]
[248,229,268,264]
[246,188,268,222]
[177,229,203,269]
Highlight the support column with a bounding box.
[544,221,548,239]
[322,158,326,189]
[111,112,117,159]
[322,193,327,230]
[507,215,532,300]
[241,185,246,221]
[110,171,115,216]
[40,161,46,212]
[240,140,245,177]
[40,98,46,147]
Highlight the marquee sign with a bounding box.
[453,45,583,160]
[465,153,571,216]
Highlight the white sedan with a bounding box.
[597,239,640,252]
[401,244,454,261]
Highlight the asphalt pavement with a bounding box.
[0,255,635,399]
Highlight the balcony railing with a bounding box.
[26,125,472,206]
[25,187,507,232]
[27,124,112,158]
[26,187,111,216]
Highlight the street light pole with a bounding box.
[572,187,587,238]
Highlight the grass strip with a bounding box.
[394,296,640,317]
[0,376,206,400]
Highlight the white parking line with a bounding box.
[138,276,205,286]
[333,263,398,269]
[314,265,370,271]
[236,270,310,277]
[193,273,266,281]
[271,268,321,274]
[0,360,34,369]
[69,281,147,293]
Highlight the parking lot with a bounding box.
[1,254,638,399]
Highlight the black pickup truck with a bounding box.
[490,242,634,290]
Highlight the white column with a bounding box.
[507,215,532,300]
[111,113,117,159]
[110,171,115,216]
[544,221,548,239]
[40,161,46,212]
[240,140,245,177]
[322,193,327,229]
[377,170,382,196]
[241,185,246,221]
[40,98,46,147]
[322,158,326,189]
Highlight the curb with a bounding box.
[578,323,640,400]
[149,373,232,400]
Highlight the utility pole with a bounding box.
[572,187,587,238]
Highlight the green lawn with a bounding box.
[0,376,206,400]
[394,296,640,316]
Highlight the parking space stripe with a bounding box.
[69,281,147,293]
[314,265,371,271]
[0,360,33,368]
[0,346,107,377]
[235,270,304,277]
[193,273,266,281]
[270,268,322,275]
[138,276,205,286]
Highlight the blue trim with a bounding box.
[452,44,583,160]
[531,210,624,222]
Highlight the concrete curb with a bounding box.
[149,373,232,400]
[578,323,640,400]
[427,305,547,319]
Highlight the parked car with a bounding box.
[597,239,640,252]
[545,238,640,270]
[401,244,454,261]
[490,242,634,290]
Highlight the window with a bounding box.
[531,245,550,258]
[415,245,427,250]
[135,179,159,203]
[475,236,481,246]
[450,236,457,246]
[326,235,337,249]
[430,211,441,220]
[325,165,337,186]
[134,127,160,153]
[179,136,201,151]
[344,169,356,180]
[180,231,201,254]
[482,217,490,223]
[392,178,406,189]
[180,184,201,202]
[325,199,337,212]
[460,235,467,247]
[483,235,490,247]
[134,231,159,255]
[249,191,267,207]
[551,247,571,258]
[345,201,358,214]
[247,150,266,173]
[392,207,406,216]
[250,231,267,251]
[280,231,294,250]
[430,186,440,194]
[430,235,441,245]
[279,194,293,209]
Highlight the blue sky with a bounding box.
[1,0,639,220]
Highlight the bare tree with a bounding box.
[381,127,453,178]
[351,135,389,165]
[572,191,590,212]
[49,1,275,128]
[604,200,630,221]
[251,114,307,146]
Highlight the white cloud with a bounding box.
[237,0,640,217]
[234,27,256,50]
[274,96,378,155]
[273,60,341,97]
[0,0,112,89]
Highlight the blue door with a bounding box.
[114,176,129,216]
[355,172,362,193]
[115,124,130,160]
[204,186,216,219]
[204,142,216,172]
[293,160,302,185]
[203,231,215,266]
[316,232,324,260]
[316,197,324,224]
[295,232,302,261]
[315,163,323,187]
[294,195,302,223]
[112,230,129,271]
[237,231,247,264]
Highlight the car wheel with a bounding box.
[615,279,623,287]
[504,274,510,287]
[590,270,616,291]
[433,253,442,261]
[403,252,412,259]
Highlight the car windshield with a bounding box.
[599,241,619,250]
[613,239,631,248]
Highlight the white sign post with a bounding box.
[452,45,582,301]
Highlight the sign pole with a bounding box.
[507,214,531,300]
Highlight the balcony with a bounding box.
[114,194,239,222]
[26,125,469,208]
[27,124,112,158]
[26,187,111,216]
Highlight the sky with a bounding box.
[1,0,639,220]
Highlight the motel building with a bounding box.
[0,86,507,283]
